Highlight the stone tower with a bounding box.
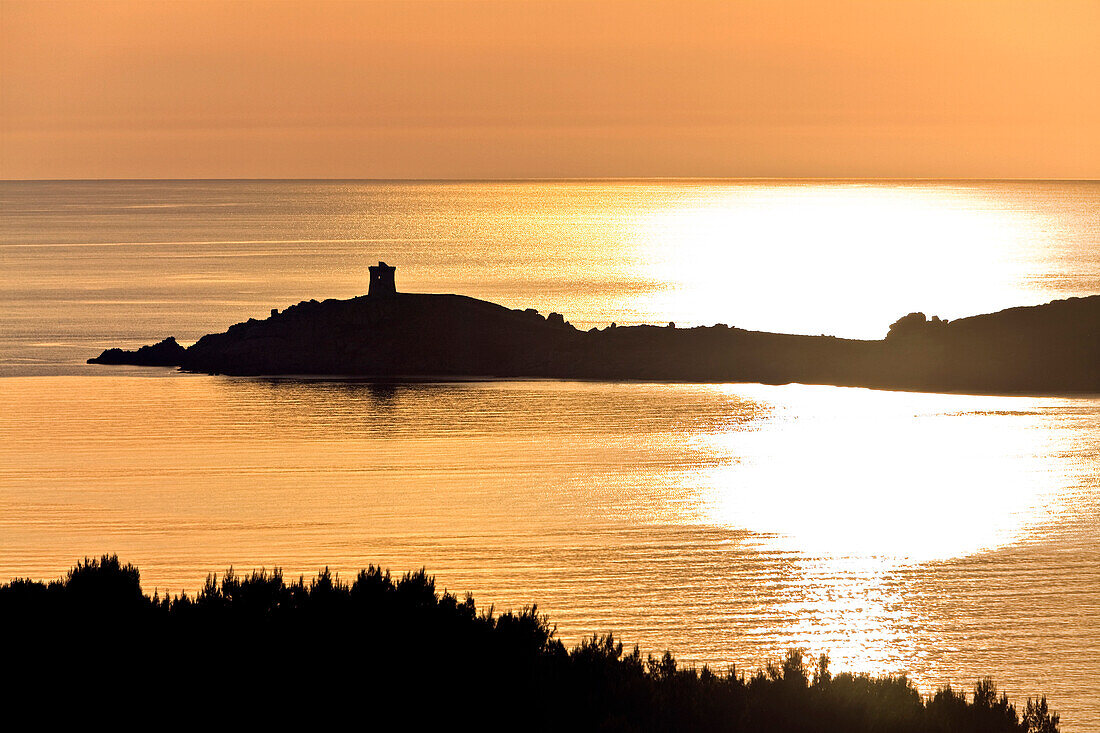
[368,261,396,297]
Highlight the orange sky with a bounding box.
[2,0,1097,179]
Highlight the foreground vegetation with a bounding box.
[1,556,1059,731]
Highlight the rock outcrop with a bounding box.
[87,336,188,367]
[88,293,1100,394]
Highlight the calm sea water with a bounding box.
[1,181,1098,728]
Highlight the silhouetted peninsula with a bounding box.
[89,263,1100,394]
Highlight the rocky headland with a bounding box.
[89,266,1100,394]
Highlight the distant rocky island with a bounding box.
[90,262,1100,395]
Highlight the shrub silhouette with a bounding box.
[0,555,1060,731]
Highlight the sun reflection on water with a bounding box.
[635,183,1042,338]
[693,384,1079,680]
[772,556,921,680]
[700,384,1069,561]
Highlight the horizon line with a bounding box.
[2,176,1098,184]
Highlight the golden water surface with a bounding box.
[1,181,1098,728]
[2,376,1098,728]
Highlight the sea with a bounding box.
[1,180,1098,728]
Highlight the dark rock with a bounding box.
[87,292,1100,394]
[88,337,187,367]
[887,312,949,340]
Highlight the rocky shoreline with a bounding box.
[89,287,1100,395]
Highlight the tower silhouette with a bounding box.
[368,261,396,297]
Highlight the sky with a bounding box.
[1,0,1098,179]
